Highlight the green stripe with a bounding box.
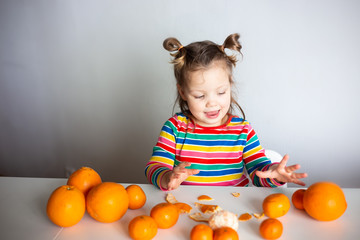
[174,160,243,170]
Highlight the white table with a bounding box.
[0,177,359,239]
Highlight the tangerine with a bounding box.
[213,226,239,240]
[303,182,347,221]
[291,189,305,210]
[126,184,147,210]
[128,215,157,240]
[46,185,85,227]
[190,224,213,240]
[262,193,290,218]
[150,202,179,229]
[67,166,102,196]
[259,218,283,240]
[86,182,129,223]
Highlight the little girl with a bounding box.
[145,33,307,191]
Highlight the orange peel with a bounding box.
[174,202,192,214]
[189,212,209,222]
[253,212,265,219]
[231,192,240,197]
[195,202,222,214]
[165,193,178,204]
[238,213,252,221]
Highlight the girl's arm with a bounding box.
[255,154,308,186]
[145,118,177,190]
[242,124,285,187]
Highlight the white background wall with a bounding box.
[1,0,359,187]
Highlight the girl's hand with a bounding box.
[162,162,200,191]
[255,154,308,186]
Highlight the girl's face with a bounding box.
[178,62,232,127]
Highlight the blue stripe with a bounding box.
[197,168,242,176]
[243,139,260,152]
[177,138,246,146]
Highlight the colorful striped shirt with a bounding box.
[145,113,283,190]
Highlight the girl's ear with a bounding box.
[177,84,187,101]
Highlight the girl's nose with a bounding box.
[206,98,216,107]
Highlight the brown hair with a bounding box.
[163,33,245,120]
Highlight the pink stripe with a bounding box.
[182,179,241,186]
[175,149,239,159]
[158,136,175,148]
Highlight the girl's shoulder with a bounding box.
[228,114,251,127]
[164,112,193,129]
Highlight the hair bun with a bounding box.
[163,37,183,52]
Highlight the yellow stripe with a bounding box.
[150,156,174,166]
[242,145,262,158]
[160,131,175,142]
[186,173,242,183]
[178,144,242,152]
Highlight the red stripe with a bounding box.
[177,156,242,164]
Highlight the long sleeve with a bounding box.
[242,124,283,187]
[145,117,178,189]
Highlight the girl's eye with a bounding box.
[218,91,226,95]
[195,95,204,99]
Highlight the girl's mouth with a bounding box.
[205,110,220,119]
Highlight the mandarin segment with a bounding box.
[197,195,214,201]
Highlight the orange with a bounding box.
[291,189,305,210]
[190,224,213,240]
[259,218,283,240]
[126,184,147,210]
[262,193,290,218]
[86,182,129,223]
[150,202,179,229]
[67,166,102,196]
[303,182,347,221]
[46,185,85,227]
[128,215,157,240]
[213,226,239,240]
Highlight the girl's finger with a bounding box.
[278,154,289,168]
[187,169,200,175]
[292,172,308,179]
[177,161,192,168]
[285,164,301,172]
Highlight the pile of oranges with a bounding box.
[46,167,146,227]
[46,166,181,240]
[256,181,347,240]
